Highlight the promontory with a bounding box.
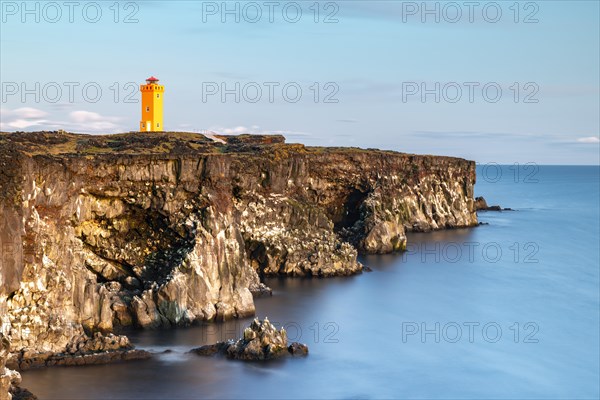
[0,131,478,372]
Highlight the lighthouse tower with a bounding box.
[140,76,164,132]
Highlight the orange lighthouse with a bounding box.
[140,76,164,132]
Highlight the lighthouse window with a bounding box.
[157,93,160,98]
[146,107,150,112]
[157,123,160,127]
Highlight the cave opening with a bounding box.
[245,240,269,280]
[332,188,370,233]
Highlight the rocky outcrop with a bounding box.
[1,334,35,400]
[1,334,12,400]
[0,131,477,365]
[190,317,308,361]
[6,332,151,371]
[475,196,513,211]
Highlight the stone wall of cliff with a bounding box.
[0,132,477,360]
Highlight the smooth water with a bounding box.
[22,166,600,399]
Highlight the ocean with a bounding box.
[22,165,600,399]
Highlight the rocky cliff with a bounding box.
[0,131,477,364]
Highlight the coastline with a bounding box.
[1,130,478,376]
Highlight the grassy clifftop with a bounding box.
[0,131,407,158]
[0,131,222,156]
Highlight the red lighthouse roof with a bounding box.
[146,76,159,83]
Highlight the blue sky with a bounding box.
[1,0,598,164]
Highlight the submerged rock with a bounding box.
[190,318,308,361]
[189,343,228,357]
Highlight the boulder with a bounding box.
[288,342,309,356]
[190,318,308,361]
[474,196,489,210]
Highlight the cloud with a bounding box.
[208,125,257,135]
[1,107,49,119]
[411,130,546,139]
[221,126,248,135]
[576,137,600,144]
[207,125,314,139]
[1,119,48,129]
[0,108,123,133]
[1,107,50,130]
[65,111,122,132]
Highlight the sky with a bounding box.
[0,0,599,164]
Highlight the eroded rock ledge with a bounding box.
[0,131,477,366]
[6,333,151,371]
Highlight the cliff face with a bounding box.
[0,132,477,359]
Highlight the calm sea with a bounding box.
[22,165,600,399]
